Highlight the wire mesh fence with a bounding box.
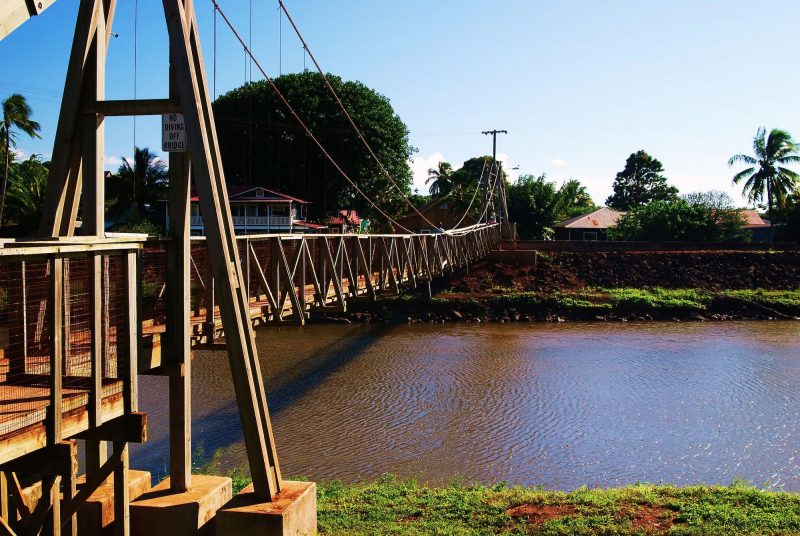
[0,247,138,441]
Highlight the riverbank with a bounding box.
[333,287,800,323]
[224,475,800,534]
[323,252,800,323]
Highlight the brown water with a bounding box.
[133,321,800,491]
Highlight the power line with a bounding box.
[210,0,413,233]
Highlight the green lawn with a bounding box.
[313,476,800,535]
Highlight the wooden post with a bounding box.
[86,252,106,480]
[0,472,8,527]
[162,0,281,499]
[124,251,139,414]
[112,441,129,536]
[49,256,64,446]
[7,261,27,378]
[165,60,192,489]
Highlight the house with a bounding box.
[162,185,327,235]
[327,210,368,233]
[740,209,771,242]
[394,197,477,233]
[554,207,626,240]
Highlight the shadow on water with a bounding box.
[139,323,397,475]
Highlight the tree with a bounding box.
[213,72,415,220]
[507,174,563,239]
[0,94,41,227]
[606,150,678,210]
[608,198,746,242]
[559,179,596,218]
[5,154,49,229]
[729,128,800,243]
[426,162,454,197]
[507,175,598,239]
[113,147,169,214]
[450,156,494,214]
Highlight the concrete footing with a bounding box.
[216,481,317,536]
[130,474,232,536]
[77,469,152,534]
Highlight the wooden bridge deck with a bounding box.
[0,227,500,462]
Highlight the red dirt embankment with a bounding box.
[447,251,800,294]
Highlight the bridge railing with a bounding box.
[0,238,142,463]
[138,224,501,346]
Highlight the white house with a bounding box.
[162,185,326,235]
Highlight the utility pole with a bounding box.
[481,129,508,226]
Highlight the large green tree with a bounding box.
[606,150,678,210]
[729,128,800,242]
[213,72,415,221]
[0,94,41,227]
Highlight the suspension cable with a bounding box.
[277,0,440,230]
[475,162,500,226]
[449,159,489,231]
[210,0,414,233]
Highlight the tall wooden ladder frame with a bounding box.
[35,0,282,515]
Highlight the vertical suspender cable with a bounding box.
[213,3,217,100]
[210,1,414,233]
[248,0,253,186]
[132,0,139,222]
[277,0,440,230]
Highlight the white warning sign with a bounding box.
[162,113,186,152]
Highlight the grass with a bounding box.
[425,288,800,319]
[314,476,800,535]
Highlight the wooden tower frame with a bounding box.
[36,0,282,503]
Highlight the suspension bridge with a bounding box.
[0,1,507,535]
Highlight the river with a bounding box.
[133,321,800,491]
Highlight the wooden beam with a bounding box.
[0,442,76,477]
[79,0,105,237]
[162,0,280,499]
[165,65,192,490]
[39,0,115,237]
[0,0,57,40]
[72,413,147,443]
[84,98,182,116]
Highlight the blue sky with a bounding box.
[1,0,798,207]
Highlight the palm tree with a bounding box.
[729,128,800,242]
[116,147,169,215]
[0,94,41,227]
[426,162,454,197]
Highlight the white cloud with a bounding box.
[494,152,520,183]
[409,152,446,194]
[552,158,568,167]
[105,155,130,171]
[10,148,27,159]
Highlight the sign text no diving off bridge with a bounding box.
[162,113,187,152]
